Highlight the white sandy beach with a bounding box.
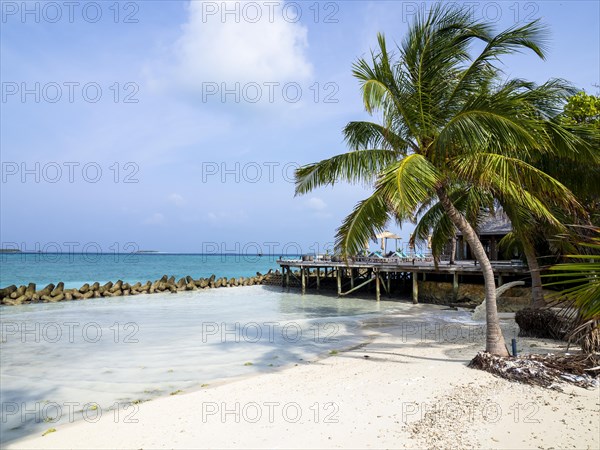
[8,312,599,450]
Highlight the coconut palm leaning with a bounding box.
[411,186,493,264]
[415,194,567,309]
[295,4,590,356]
[413,109,599,310]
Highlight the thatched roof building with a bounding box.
[456,208,515,261]
[476,209,513,236]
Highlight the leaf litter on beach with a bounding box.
[469,352,600,390]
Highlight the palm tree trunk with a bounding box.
[521,237,545,308]
[436,186,509,356]
[450,235,457,264]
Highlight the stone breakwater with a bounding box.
[0,270,284,306]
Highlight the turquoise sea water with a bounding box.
[0,254,479,445]
[0,286,455,444]
[0,253,293,288]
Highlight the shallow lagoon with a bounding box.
[0,286,401,442]
[0,285,479,444]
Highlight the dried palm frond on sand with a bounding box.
[469,352,599,390]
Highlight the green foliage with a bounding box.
[562,92,600,127]
[547,230,600,322]
[547,92,600,225]
[293,2,599,356]
[413,187,492,258]
[545,229,600,351]
[295,3,588,257]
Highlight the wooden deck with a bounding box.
[276,258,529,302]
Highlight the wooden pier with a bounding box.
[276,258,529,303]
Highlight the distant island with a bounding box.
[0,249,21,253]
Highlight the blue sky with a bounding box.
[1,0,599,254]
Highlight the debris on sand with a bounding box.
[469,352,599,390]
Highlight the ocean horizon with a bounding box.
[0,253,302,288]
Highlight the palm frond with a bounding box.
[448,20,549,106]
[378,153,441,215]
[450,152,581,215]
[294,149,398,195]
[547,231,600,321]
[334,192,391,257]
[343,121,415,153]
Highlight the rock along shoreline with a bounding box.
[0,270,283,306]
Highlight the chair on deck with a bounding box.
[416,253,434,262]
[393,251,409,262]
[368,251,390,263]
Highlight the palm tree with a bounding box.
[416,196,561,309]
[502,206,563,308]
[412,186,492,260]
[502,226,547,307]
[295,4,588,356]
[415,118,598,311]
[547,228,600,353]
[501,112,599,307]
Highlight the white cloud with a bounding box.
[306,197,327,211]
[143,213,165,225]
[151,1,313,91]
[168,193,186,207]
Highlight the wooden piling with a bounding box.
[386,273,391,297]
[412,272,419,304]
[316,267,320,290]
[453,271,459,299]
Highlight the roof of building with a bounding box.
[458,208,513,236]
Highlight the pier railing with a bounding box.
[277,256,528,302]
